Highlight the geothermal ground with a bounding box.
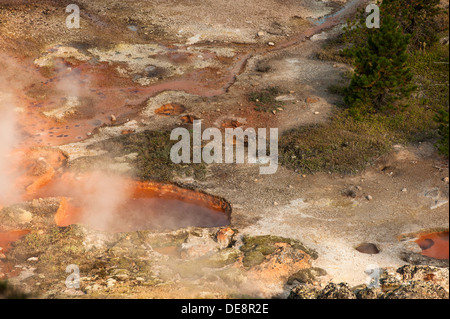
[0,0,449,299]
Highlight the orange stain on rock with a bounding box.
[416,231,449,260]
[155,103,186,116]
[0,230,30,253]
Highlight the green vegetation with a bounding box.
[287,267,327,285]
[240,235,318,269]
[9,226,86,274]
[248,86,285,112]
[344,0,443,51]
[409,45,449,157]
[0,281,29,299]
[381,0,441,50]
[435,109,449,157]
[89,130,207,182]
[281,1,448,174]
[316,34,352,64]
[280,112,392,174]
[344,15,416,114]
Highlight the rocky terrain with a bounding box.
[0,0,448,299]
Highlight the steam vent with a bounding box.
[0,0,449,302]
[54,179,232,232]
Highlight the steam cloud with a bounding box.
[0,59,21,206]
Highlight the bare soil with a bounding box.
[0,0,448,298]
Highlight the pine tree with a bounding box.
[382,0,441,49]
[344,15,416,114]
[344,0,442,51]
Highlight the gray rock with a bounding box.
[355,243,380,255]
[382,281,449,299]
[288,285,320,299]
[318,283,357,299]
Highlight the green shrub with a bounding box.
[344,0,442,51]
[381,0,441,49]
[435,109,449,157]
[344,15,416,114]
[248,87,284,112]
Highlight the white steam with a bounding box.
[0,76,21,206]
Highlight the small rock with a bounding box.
[106,278,116,287]
[440,37,449,45]
[314,112,320,115]
[0,253,6,260]
[181,232,219,259]
[345,189,357,198]
[274,202,279,206]
[366,195,373,201]
[9,208,33,224]
[356,243,380,255]
[216,227,235,250]
[90,284,101,291]
[443,177,449,184]
[288,285,320,299]
[306,97,319,104]
[27,257,39,262]
[257,31,265,37]
[318,283,356,299]
[268,42,275,46]
[402,188,408,192]
[310,32,328,42]
[111,114,117,122]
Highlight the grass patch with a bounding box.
[8,226,88,277]
[315,34,352,64]
[327,84,347,96]
[281,36,449,174]
[248,87,285,112]
[88,130,207,182]
[279,111,392,174]
[409,42,449,156]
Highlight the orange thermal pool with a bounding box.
[416,231,449,260]
[54,179,231,233]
